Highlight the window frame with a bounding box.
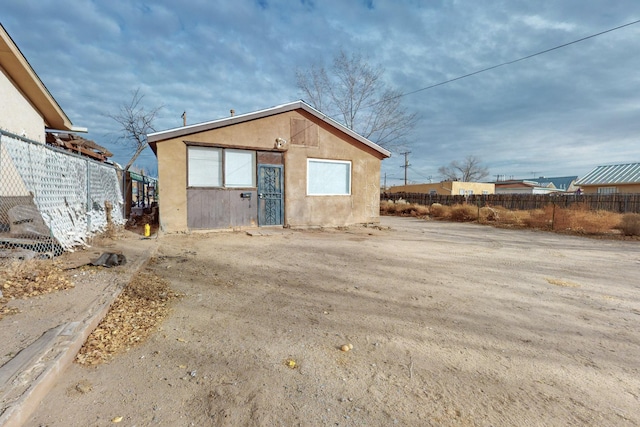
[306,158,352,196]
[187,146,222,188]
[187,145,256,189]
[597,186,618,194]
[224,149,256,188]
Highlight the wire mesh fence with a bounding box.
[0,130,125,257]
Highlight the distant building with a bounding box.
[533,176,579,192]
[387,181,495,196]
[491,176,579,194]
[494,180,557,195]
[575,163,640,194]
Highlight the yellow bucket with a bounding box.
[144,223,150,237]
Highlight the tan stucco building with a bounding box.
[148,101,390,232]
[387,181,495,196]
[575,163,640,194]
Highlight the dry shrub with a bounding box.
[380,201,429,218]
[411,204,430,217]
[429,203,448,218]
[618,213,640,236]
[523,207,552,229]
[563,209,621,234]
[379,200,396,215]
[449,204,478,222]
[518,204,621,234]
[479,206,499,222]
[395,203,417,216]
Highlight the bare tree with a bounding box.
[438,155,489,182]
[296,51,417,150]
[108,89,162,171]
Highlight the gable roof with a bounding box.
[147,100,391,158]
[534,176,577,191]
[0,23,84,132]
[575,163,640,185]
[494,180,552,189]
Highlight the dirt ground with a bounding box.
[15,217,640,426]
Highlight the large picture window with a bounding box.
[188,146,256,188]
[307,159,351,196]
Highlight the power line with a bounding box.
[374,18,640,106]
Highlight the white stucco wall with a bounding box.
[0,67,45,142]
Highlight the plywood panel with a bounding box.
[187,188,257,229]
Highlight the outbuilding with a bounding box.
[148,101,390,232]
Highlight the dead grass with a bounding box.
[449,204,478,222]
[75,271,181,365]
[381,200,628,237]
[429,203,448,218]
[380,201,429,217]
[617,213,640,236]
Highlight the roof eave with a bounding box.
[147,100,391,159]
[0,24,77,132]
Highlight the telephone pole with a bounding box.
[400,151,411,185]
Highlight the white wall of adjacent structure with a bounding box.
[0,67,45,142]
[0,132,125,251]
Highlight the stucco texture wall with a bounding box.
[155,110,384,232]
[0,69,45,142]
[580,184,640,194]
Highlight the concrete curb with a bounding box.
[0,242,159,427]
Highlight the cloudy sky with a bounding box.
[3,0,640,184]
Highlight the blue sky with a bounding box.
[2,0,640,184]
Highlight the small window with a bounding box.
[459,189,465,195]
[307,159,351,195]
[225,149,255,187]
[597,187,617,194]
[429,190,437,196]
[188,146,222,187]
[482,190,489,195]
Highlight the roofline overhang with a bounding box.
[148,100,391,158]
[0,23,80,132]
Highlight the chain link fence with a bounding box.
[0,130,125,257]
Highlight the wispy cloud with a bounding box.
[2,0,640,181]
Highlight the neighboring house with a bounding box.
[575,163,640,194]
[387,181,495,196]
[494,180,559,195]
[0,24,124,253]
[534,176,579,193]
[0,24,85,140]
[147,100,391,232]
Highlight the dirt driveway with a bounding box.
[27,217,640,426]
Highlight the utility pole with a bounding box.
[400,151,411,185]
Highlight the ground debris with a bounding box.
[76,271,181,365]
[0,259,74,320]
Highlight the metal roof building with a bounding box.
[575,163,640,194]
[576,163,640,185]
